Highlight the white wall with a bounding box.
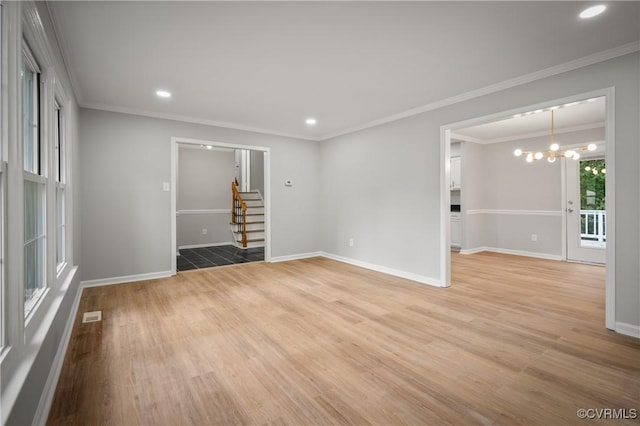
[320,114,441,281]
[320,52,639,328]
[460,141,485,250]
[250,149,265,194]
[79,108,321,281]
[177,147,235,248]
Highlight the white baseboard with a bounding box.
[459,247,486,255]
[269,251,443,287]
[33,267,81,426]
[460,246,562,261]
[270,252,323,263]
[320,252,445,288]
[80,270,173,288]
[616,322,640,338]
[178,242,234,250]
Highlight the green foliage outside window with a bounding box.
[580,159,605,210]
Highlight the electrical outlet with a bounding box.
[531,234,537,242]
[202,228,208,235]
[349,238,354,247]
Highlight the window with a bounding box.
[54,101,66,272]
[22,51,40,174]
[22,44,46,316]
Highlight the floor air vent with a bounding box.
[82,311,102,323]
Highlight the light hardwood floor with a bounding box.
[48,253,640,425]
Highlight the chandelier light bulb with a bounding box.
[587,143,597,151]
[526,153,534,163]
[534,152,544,160]
[564,150,576,158]
[573,153,580,160]
[514,148,523,157]
[547,156,556,163]
[550,143,559,152]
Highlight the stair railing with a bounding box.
[231,179,248,247]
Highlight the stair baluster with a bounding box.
[231,180,248,248]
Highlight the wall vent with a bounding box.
[82,311,102,323]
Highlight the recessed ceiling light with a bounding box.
[305,118,317,126]
[156,90,172,98]
[579,5,606,19]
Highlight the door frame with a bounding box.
[563,151,607,264]
[170,137,272,275]
[440,87,615,330]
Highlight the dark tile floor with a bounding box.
[177,245,265,271]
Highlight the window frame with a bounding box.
[53,99,66,275]
[22,43,40,175]
[22,172,46,317]
[0,0,6,351]
[21,40,47,319]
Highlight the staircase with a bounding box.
[230,180,265,249]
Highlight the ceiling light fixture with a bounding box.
[586,165,606,174]
[514,110,599,163]
[156,90,172,98]
[580,5,606,19]
[305,118,317,126]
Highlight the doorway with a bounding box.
[170,137,271,275]
[566,156,606,264]
[441,88,615,330]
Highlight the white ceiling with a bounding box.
[453,96,606,143]
[48,1,640,141]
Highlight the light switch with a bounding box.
[162,182,170,191]
[285,179,293,187]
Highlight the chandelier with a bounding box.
[513,109,597,163]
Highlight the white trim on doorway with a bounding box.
[170,137,272,275]
[440,87,616,332]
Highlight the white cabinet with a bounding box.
[450,156,461,190]
[451,212,461,248]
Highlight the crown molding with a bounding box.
[319,40,640,141]
[45,2,84,105]
[80,102,319,142]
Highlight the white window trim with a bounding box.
[55,184,66,276]
[2,3,77,423]
[0,164,5,351]
[53,82,69,282]
[23,171,46,318]
[22,42,40,175]
[0,0,6,352]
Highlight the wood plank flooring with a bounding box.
[48,253,640,425]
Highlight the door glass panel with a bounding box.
[579,159,606,248]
